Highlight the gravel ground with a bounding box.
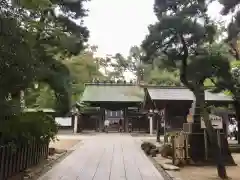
[49,139,81,150]
[142,139,240,180]
[153,153,240,180]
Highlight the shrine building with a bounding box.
[79,82,233,133]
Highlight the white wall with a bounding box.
[55,117,72,126]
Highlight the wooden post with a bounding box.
[164,120,167,144]
[124,108,129,132]
[204,129,208,160]
[217,130,221,152]
[74,115,78,133]
[163,109,168,144]
[99,108,104,131]
[94,118,96,131]
[149,116,153,135]
[185,134,190,159]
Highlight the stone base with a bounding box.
[189,123,235,165]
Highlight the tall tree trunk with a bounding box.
[233,99,240,144]
[178,33,230,178]
[194,86,227,179]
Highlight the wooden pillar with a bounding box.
[149,116,153,135]
[95,118,98,131]
[102,108,106,125]
[99,108,104,131]
[77,115,82,132]
[124,108,128,132]
[163,108,168,143]
[156,113,161,142]
[95,115,99,131]
[71,115,74,129]
[74,115,78,133]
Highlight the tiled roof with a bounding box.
[81,83,144,102]
[147,87,233,101]
[81,83,233,103]
[23,108,55,112]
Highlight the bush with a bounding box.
[141,141,158,157]
[0,112,58,145]
[159,144,173,158]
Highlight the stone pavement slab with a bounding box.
[38,134,164,180]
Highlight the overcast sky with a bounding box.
[83,0,231,58]
[81,0,232,81]
[83,0,157,57]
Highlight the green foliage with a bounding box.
[146,68,181,86]
[219,0,240,59]
[219,0,240,15]
[107,53,131,80]
[230,61,240,93]
[187,44,232,83]
[0,0,89,116]
[25,84,56,108]
[142,0,218,90]
[0,112,57,145]
[24,48,107,108]
[104,45,181,86]
[142,1,235,173]
[0,0,90,145]
[141,0,235,94]
[231,60,240,68]
[65,51,106,102]
[99,46,147,81]
[209,52,240,97]
[204,79,215,87]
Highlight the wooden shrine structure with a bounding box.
[143,86,233,134]
[80,82,146,132]
[79,82,233,133]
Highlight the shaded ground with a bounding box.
[38,134,164,180]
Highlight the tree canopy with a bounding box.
[0,0,89,116]
[141,0,237,177]
[25,48,107,108]
[141,0,236,92]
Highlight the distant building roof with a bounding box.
[146,87,233,102]
[23,108,55,112]
[81,83,144,103]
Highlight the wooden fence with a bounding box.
[0,141,49,180]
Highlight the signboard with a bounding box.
[183,123,193,134]
[201,114,223,129]
[55,117,72,126]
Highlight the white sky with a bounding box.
[83,0,157,57]
[82,0,232,81]
[83,0,231,58]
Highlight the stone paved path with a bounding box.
[38,134,164,180]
